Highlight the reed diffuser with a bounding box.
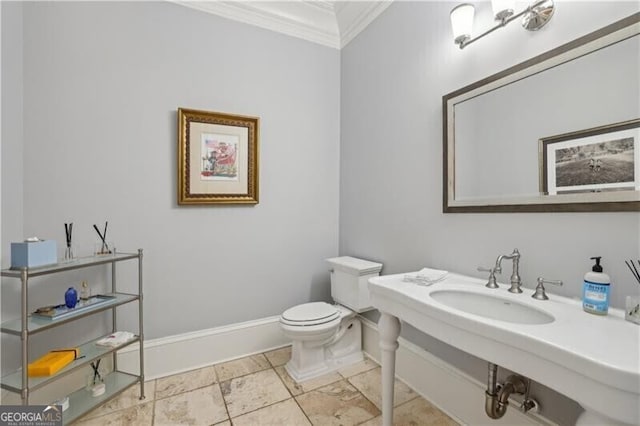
[624,259,640,324]
[64,222,74,261]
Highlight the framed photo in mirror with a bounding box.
[540,119,640,196]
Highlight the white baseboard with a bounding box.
[359,316,556,426]
[117,315,289,380]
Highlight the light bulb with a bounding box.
[450,3,475,46]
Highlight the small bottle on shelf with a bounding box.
[80,280,90,303]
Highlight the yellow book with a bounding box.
[27,348,78,377]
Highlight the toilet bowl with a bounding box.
[279,257,383,383]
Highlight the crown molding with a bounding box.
[304,1,336,13]
[171,1,392,50]
[338,1,393,48]
[173,1,340,48]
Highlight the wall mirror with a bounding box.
[443,13,640,213]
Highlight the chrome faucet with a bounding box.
[495,249,522,293]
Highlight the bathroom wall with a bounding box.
[1,2,24,271]
[1,1,25,374]
[1,1,340,372]
[340,1,640,423]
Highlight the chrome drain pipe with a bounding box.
[485,363,507,419]
[485,363,532,419]
[487,362,499,395]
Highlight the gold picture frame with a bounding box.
[178,108,259,205]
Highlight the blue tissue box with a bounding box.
[11,240,57,268]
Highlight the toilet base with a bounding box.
[285,318,363,383]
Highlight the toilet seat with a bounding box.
[280,302,340,327]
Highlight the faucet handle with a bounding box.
[478,266,500,289]
[532,277,563,300]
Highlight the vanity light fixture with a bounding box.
[450,0,555,49]
[450,4,475,46]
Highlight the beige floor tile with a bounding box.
[348,368,417,410]
[215,354,271,382]
[274,365,304,396]
[155,365,217,399]
[299,371,349,393]
[221,369,291,417]
[337,357,378,378]
[232,398,311,426]
[72,402,153,425]
[80,381,155,420]
[214,422,231,426]
[274,365,343,396]
[153,384,228,426]
[264,346,292,367]
[359,398,460,426]
[358,416,382,426]
[295,380,380,426]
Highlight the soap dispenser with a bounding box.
[582,256,611,315]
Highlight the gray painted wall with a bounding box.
[340,1,640,424]
[1,1,340,372]
[1,1,25,375]
[1,2,23,268]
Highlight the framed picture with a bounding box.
[540,119,640,195]
[178,108,259,205]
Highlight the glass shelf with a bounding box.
[0,335,140,393]
[1,251,140,278]
[0,293,139,336]
[63,371,140,424]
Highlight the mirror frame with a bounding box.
[443,13,640,213]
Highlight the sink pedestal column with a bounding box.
[379,312,401,426]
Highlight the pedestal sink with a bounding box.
[368,272,640,426]
[430,289,555,324]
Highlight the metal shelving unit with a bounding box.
[0,249,145,424]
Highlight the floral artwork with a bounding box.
[178,108,259,205]
[201,134,239,181]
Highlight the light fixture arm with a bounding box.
[458,0,554,49]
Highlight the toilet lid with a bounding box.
[281,302,340,326]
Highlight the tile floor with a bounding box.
[73,347,459,425]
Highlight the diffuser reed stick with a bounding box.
[625,259,640,285]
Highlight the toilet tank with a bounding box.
[326,256,383,313]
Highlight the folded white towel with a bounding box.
[96,331,135,347]
[403,268,448,286]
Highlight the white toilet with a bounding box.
[280,256,383,383]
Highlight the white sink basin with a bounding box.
[430,289,554,324]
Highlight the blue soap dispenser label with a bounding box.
[582,280,610,314]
